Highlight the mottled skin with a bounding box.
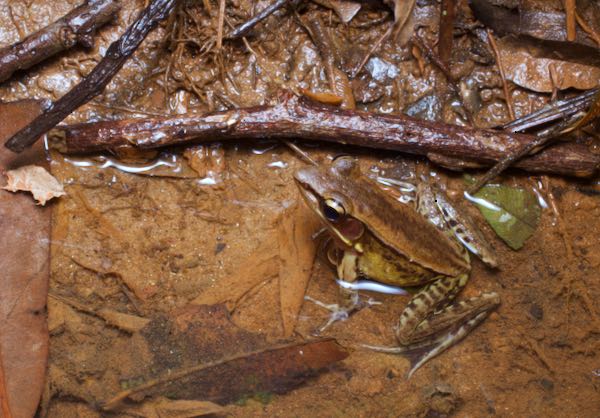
[295,157,500,377]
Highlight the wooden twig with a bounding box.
[0,0,121,84]
[226,0,288,40]
[4,0,178,154]
[564,0,576,42]
[469,88,600,192]
[351,24,392,79]
[412,33,474,125]
[48,92,599,177]
[502,88,598,132]
[487,29,515,120]
[575,11,600,47]
[438,0,456,66]
[216,0,226,49]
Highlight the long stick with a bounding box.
[49,92,599,177]
[0,0,121,84]
[4,0,178,154]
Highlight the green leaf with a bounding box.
[466,183,541,250]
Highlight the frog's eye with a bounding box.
[323,198,345,222]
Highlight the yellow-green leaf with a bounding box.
[466,183,541,250]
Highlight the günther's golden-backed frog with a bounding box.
[294,157,500,377]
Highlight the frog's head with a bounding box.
[294,157,366,249]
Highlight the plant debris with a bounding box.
[3,165,65,205]
[467,182,542,250]
[102,304,349,410]
[0,100,50,418]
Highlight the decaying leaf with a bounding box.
[3,165,66,205]
[103,304,349,410]
[385,0,417,36]
[0,100,50,418]
[468,183,541,250]
[470,0,600,48]
[497,35,600,93]
[123,396,224,418]
[277,200,321,336]
[311,0,361,24]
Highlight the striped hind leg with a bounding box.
[394,274,499,376]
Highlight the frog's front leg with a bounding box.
[305,250,376,333]
[367,274,499,377]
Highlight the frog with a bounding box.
[294,156,500,377]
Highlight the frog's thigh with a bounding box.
[395,274,468,345]
[409,291,500,343]
[396,274,500,345]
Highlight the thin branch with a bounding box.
[467,119,571,194]
[438,0,456,66]
[412,33,474,124]
[351,24,392,79]
[216,0,226,50]
[564,0,576,42]
[502,88,598,132]
[48,92,599,177]
[487,29,515,120]
[4,0,178,154]
[575,11,600,47]
[226,0,288,40]
[469,88,600,192]
[0,0,121,84]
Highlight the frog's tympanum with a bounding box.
[294,157,500,377]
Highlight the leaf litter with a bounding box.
[1,0,599,416]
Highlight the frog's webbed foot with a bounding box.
[362,307,493,378]
[363,273,499,378]
[304,294,381,334]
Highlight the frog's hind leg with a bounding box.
[365,274,499,377]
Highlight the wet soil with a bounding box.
[1,0,599,417]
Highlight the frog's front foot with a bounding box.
[304,294,381,334]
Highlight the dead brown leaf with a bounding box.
[311,0,361,24]
[103,304,349,409]
[277,200,321,336]
[0,100,49,418]
[497,36,600,93]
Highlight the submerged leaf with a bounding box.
[466,183,541,250]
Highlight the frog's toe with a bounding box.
[317,309,351,333]
[304,295,355,333]
[304,295,342,312]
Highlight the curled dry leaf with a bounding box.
[3,165,66,205]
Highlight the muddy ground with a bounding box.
[1,0,599,416]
